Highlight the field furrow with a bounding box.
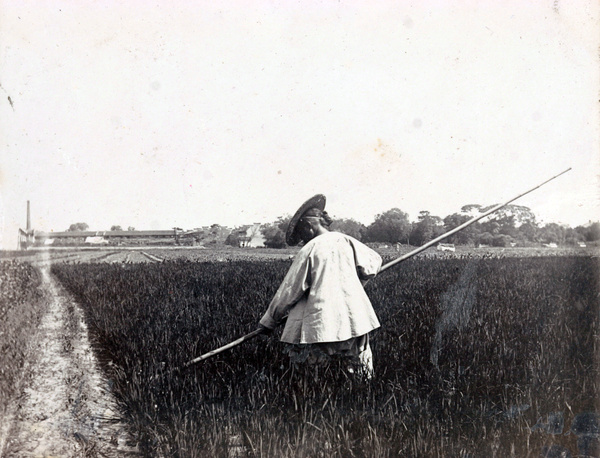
[1,267,138,457]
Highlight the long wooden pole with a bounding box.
[175,168,571,370]
[183,329,265,367]
[154,329,266,379]
[379,167,571,273]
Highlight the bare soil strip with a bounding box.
[3,267,138,457]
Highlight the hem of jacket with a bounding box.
[279,325,380,345]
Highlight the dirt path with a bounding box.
[2,267,138,457]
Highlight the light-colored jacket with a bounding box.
[260,231,382,344]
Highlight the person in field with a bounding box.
[258,194,382,377]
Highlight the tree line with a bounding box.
[67,204,599,249]
[259,204,600,249]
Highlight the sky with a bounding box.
[1,0,598,249]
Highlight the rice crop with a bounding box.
[51,255,599,457]
[0,261,46,418]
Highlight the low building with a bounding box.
[437,243,456,252]
[85,236,109,245]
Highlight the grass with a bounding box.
[51,255,599,457]
[0,261,46,419]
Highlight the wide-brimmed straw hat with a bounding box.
[286,194,326,246]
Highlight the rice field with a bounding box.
[0,261,47,422]
[47,252,599,457]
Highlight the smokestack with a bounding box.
[26,201,31,231]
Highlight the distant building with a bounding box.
[247,223,265,247]
[85,236,109,245]
[437,243,456,252]
[233,223,265,248]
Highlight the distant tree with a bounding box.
[565,227,584,245]
[67,222,89,232]
[111,225,123,231]
[458,204,536,243]
[574,222,600,242]
[478,232,494,246]
[330,218,367,241]
[518,221,539,243]
[540,223,567,245]
[443,213,480,245]
[461,204,482,216]
[491,234,512,247]
[409,211,444,246]
[127,226,135,231]
[480,219,501,236]
[498,223,519,239]
[364,208,411,244]
[480,204,536,227]
[574,225,587,241]
[479,204,536,240]
[261,216,291,248]
[586,222,600,241]
[462,204,505,238]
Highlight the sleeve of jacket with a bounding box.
[259,250,312,329]
[350,238,382,284]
